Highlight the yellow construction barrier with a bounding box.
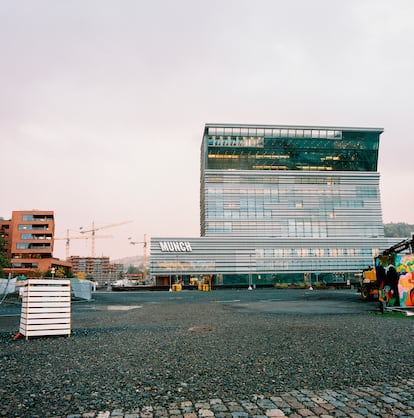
[197,282,211,291]
[172,283,182,292]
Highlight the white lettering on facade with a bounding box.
[159,241,193,252]
[159,242,169,252]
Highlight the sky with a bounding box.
[1,0,414,261]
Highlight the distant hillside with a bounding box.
[384,223,414,238]
[112,255,143,266]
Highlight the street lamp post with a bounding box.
[309,255,314,291]
[176,255,179,287]
[169,264,172,292]
[248,252,253,290]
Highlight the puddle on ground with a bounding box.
[98,305,142,311]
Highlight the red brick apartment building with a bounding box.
[0,210,72,277]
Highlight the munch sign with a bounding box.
[159,241,193,252]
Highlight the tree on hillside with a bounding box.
[384,223,414,238]
[127,265,139,274]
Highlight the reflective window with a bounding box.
[207,130,380,172]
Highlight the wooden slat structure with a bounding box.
[19,279,71,339]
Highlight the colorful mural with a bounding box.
[377,253,414,307]
[398,272,414,306]
[395,254,414,307]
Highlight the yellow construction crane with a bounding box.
[80,220,132,257]
[55,229,112,259]
[129,234,148,281]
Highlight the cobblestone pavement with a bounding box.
[63,380,414,418]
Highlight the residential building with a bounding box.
[111,263,125,281]
[0,210,71,277]
[69,256,110,285]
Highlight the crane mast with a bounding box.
[129,234,148,281]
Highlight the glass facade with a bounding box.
[151,236,395,286]
[151,123,399,286]
[204,125,379,172]
[201,171,383,239]
[201,124,383,240]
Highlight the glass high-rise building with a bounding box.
[151,123,397,286]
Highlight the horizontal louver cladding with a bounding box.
[150,237,398,276]
[201,170,383,238]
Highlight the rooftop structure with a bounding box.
[202,123,381,172]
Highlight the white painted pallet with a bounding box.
[19,279,71,339]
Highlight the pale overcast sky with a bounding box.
[1,0,414,261]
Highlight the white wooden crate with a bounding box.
[19,279,71,339]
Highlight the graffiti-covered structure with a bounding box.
[151,123,400,287]
[375,236,414,308]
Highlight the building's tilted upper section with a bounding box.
[200,123,384,238]
[202,123,383,172]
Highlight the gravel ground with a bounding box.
[0,289,413,417]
